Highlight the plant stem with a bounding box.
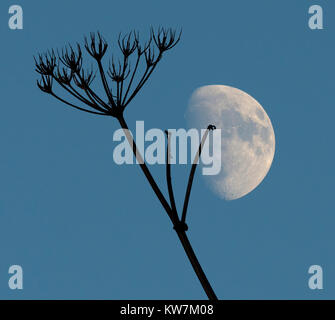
[117,115,218,300]
[175,230,218,300]
[117,115,175,223]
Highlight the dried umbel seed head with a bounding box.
[144,46,159,67]
[54,66,73,85]
[107,58,131,83]
[34,50,57,76]
[84,32,108,60]
[35,27,182,116]
[151,27,182,53]
[118,32,137,57]
[73,67,96,89]
[37,75,53,94]
[58,44,82,73]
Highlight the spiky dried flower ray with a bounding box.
[35,27,182,117]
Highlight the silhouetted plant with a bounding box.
[34,27,218,300]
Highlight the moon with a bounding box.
[186,85,275,200]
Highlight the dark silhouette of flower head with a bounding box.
[73,67,96,89]
[54,66,73,85]
[84,32,108,60]
[151,27,182,53]
[118,32,137,57]
[58,44,82,73]
[34,51,57,76]
[37,75,53,93]
[107,58,131,83]
[144,46,158,67]
[35,27,182,116]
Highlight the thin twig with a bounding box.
[181,126,214,224]
[117,115,176,223]
[165,130,178,216]
[50,92,108,115]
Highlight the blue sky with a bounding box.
[0,0,334,299]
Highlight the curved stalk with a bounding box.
[181,128,210,224]
[165,130,178,216]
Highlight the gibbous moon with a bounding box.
[186,85,275,200]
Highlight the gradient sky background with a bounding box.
[0,0,334,299]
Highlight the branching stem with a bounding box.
[118,115,218,300]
